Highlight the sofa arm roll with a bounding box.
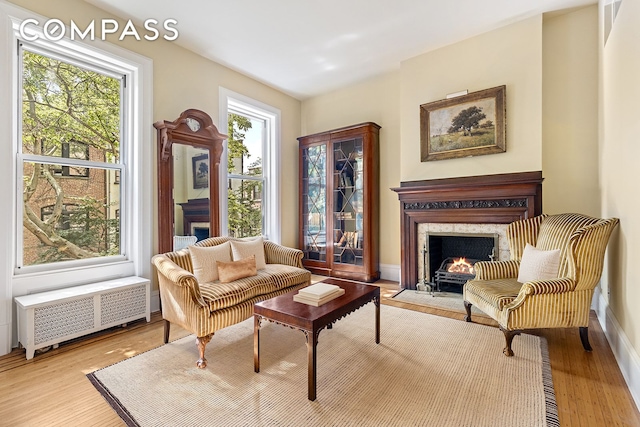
[152,254,207,308]
[264,240,304,268]
[474,260,520,281]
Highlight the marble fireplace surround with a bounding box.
[416,223,509,286]
[391,171,543,290]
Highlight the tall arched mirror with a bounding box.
[154,109,227,253]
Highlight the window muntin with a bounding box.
[19,46,123,269]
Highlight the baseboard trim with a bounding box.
[379,264,400,282]
[0,323,10,356]
[151,290,160,313]
[594,287,640,410]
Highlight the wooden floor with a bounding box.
[1,279,639,426]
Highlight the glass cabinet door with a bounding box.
[333,138,364,266]
[302,144,327,262]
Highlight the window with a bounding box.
[220,89,280,242]
[227,112,265,238]
[0,6,153,284]
[19,46,122,268]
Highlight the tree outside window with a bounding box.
[20,48,121,266]
[227,113,263,238]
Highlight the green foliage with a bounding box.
[227,113,252,173]
[227,114,263,238]
[447,106,486,136]
[227,182,263,238]
[21,49,121,264]
[39,197,120,263]
[22,50,120,160]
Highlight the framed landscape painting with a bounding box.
[192,153,209,189]
[420,85,506,161]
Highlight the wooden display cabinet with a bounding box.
[298,122,380,282]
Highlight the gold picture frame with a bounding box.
[420,85,506,162]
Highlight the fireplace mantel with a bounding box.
[391,171,543,289]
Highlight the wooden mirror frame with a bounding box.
[154,109,227,253]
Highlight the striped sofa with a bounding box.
[152,236,311,368]
[463,213,619,356]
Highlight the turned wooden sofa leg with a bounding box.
[196,333,214,369]
[579,327,592,352]
[464,301,472,322]
[500,326,521,357]
[164,320,170,344]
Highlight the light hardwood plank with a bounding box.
[0,279,638,426]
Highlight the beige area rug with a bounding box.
[88,305,558,427]
[392,289,490,317]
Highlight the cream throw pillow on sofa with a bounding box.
[189,242,232,283]
[517,243,561,283]
[230,237,266,269]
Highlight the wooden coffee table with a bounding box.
[253,278,380,401]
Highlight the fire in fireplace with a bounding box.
[421,232,498,293]
[447,257,475,274]
[434,257,477,289]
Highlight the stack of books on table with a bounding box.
[293,283,345,306]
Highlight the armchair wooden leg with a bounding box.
[195,333,214,369]
[500,326,521,357]
[464,301,472,322]
[579,327,592,352]
[163,320,170,344]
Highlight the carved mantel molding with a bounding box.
[391,171,543,289]
[403,199,528,211]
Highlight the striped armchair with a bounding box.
[463,213,619,356]
[152,236,311,368]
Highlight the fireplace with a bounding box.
[392,171,543,289]
[422,232,498,293]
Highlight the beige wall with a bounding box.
[600,0,640,354]
[301,72,401,266]
[542,7,600,216]
[8,0,302,251]
[301,17,547,267]
[400,16,543,182]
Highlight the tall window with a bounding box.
[221,90,280,241]
[18,46,123,268]
[227,112,265,238]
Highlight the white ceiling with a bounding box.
[86,0,595,100]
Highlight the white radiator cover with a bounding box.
[15,276,150,360]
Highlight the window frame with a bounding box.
[0,4,153,290]
[219,88,281,243]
